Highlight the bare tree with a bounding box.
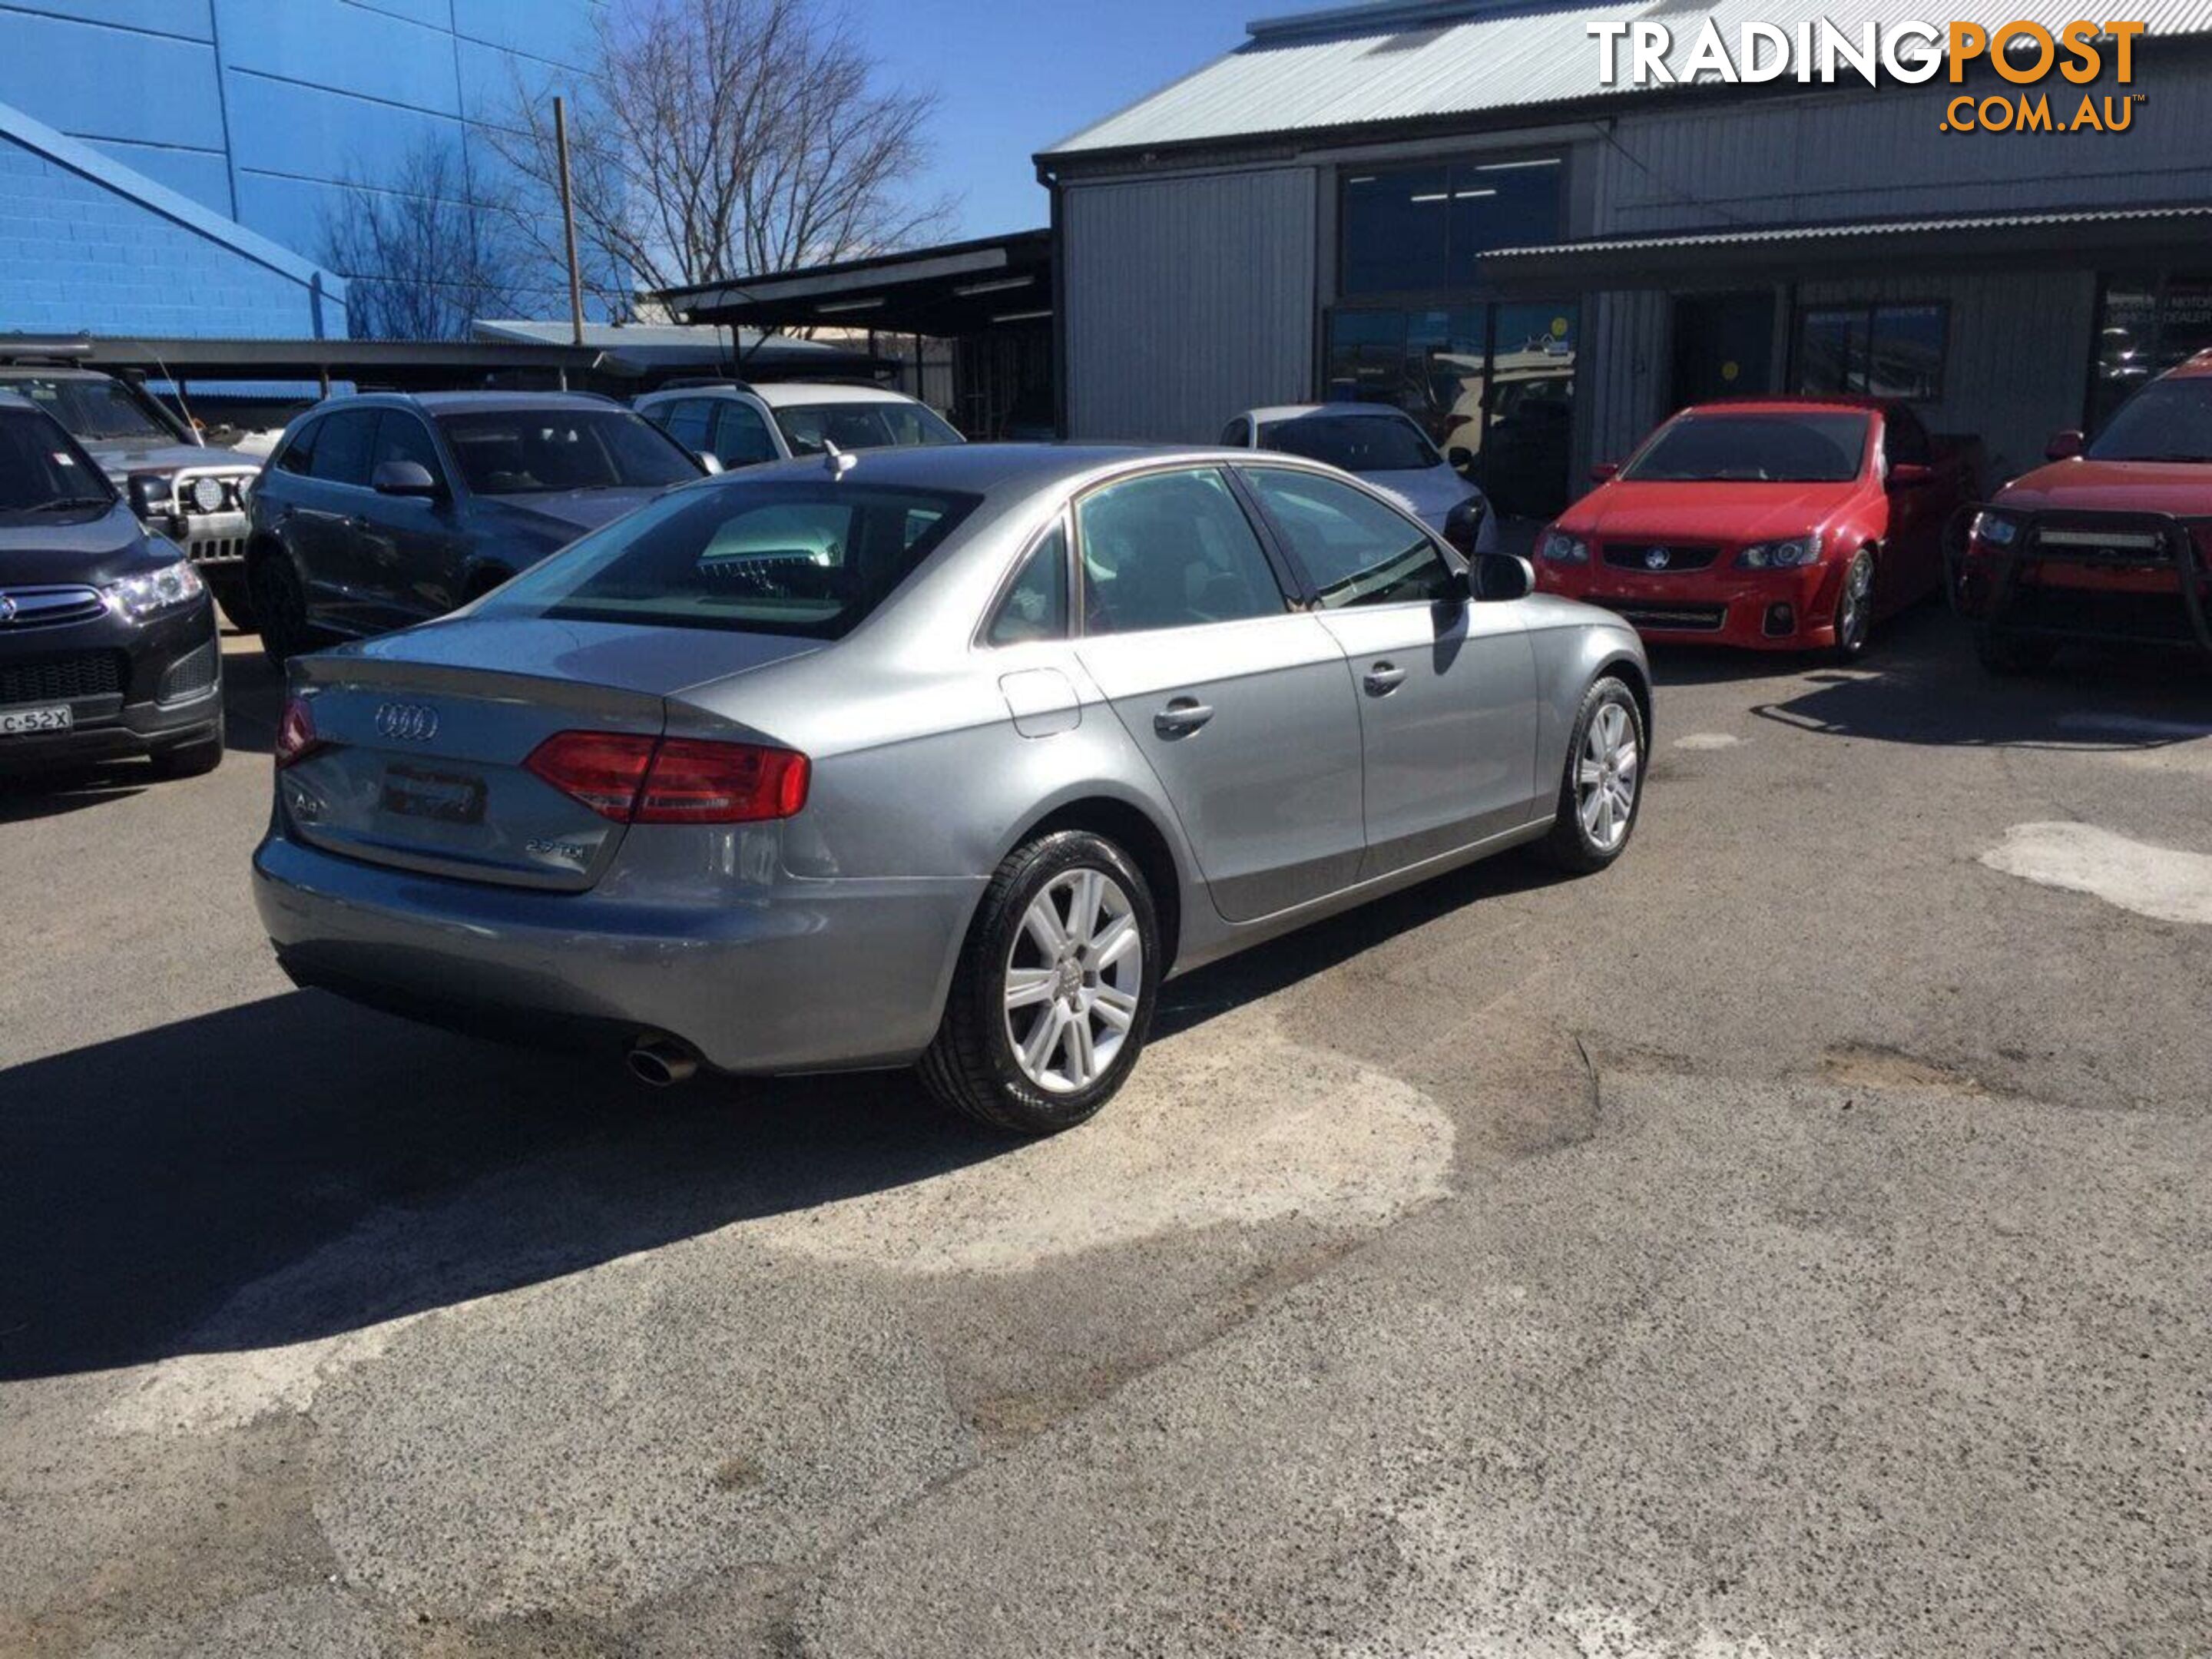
[320,140,540,339]
[485,0,955,316]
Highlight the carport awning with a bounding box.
[1479,204,2212,289]
[657,230,1052,336]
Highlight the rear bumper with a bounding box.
[1946,505,2212,651]
[1535,561,1839,651]
[0,601,223,770]
[253,832,985,1075]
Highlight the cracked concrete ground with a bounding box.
[2,608,2208,1656]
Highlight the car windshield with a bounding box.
[1623,412,1869,483]
[476,480,982,639]
[770,400,964,455]
[2087,378,2212,462]
[434,409,700,495]
[0,407,118,521]
[5,375,177,445]
[1259,412,1439,474]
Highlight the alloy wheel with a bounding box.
[1576,701,1640,852]
[1002,867,1144,1094]
[1837,551,1874,651]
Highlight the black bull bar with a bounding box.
[1942,502,2212,653]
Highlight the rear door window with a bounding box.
[1075,468,1288,636]
[309,409,378,487]
[710,400,780,466]
[655,399,713,452]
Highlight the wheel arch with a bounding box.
[1001,791,1188,977]
[1595,650,1653,749]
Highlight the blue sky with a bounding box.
[843,0,1259,238]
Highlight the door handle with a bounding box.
[1364,661,1407,696]
[1153,697,1214,737]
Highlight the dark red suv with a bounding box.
[1952,352,2212,671]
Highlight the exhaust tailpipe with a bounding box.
[627,1035,698,1088]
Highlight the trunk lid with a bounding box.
[280,619,820,890]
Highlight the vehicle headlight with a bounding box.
[1971,510,2020,548]
[1538,528,1589,565]
[105,558,205,621]
[1737,531,1824,570]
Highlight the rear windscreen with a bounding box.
[476,481,982,638]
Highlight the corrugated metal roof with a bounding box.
[1484,202,2212,259]
[1046,0,2212,155]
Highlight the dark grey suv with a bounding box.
[245,392,706,664]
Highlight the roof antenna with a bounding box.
[823,439,856,479]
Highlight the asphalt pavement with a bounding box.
[2,602,2207,1657]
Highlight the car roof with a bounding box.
[1241,402,1416,426]
[702,440,1303,498]
[0,364,108,382]
[747,382,924,408]
[2162,349,2212,380]
[310,390,631,416]
[1674,396,1890,416]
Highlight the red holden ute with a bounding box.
[1534,398,1982,659]
[1952,352,2212,673]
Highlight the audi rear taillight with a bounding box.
[524,730,810,824]
[274,694,323,770]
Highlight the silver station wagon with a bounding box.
[254,445,1649,1134]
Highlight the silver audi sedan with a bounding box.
[254,444,1649,1134]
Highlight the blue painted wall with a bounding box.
[0,0,598,338]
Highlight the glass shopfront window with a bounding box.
[2091,271,2212,431]
[1339,156,1565,297]
[1792,303,1946,400]
[1324,302,1578,518]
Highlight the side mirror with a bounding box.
[371,459,440,498]
[1588,459,1620,484]
[2045,429,2085,462]
[1446,445,1474,476]
[1471,551,1535,602]
[696,451,725,475]
[125,472,174,520]
[1889,462,1934,488]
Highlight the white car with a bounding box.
[637,381,964,470]
[1222,403,1498,555]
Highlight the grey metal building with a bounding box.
[1040,0,2212,515]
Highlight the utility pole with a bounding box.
[554,95,584,346]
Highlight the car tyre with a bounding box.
[203,567,259,634]
[919,830,1161,1135]
[1535,674,1645,875]
[1829,547,1876,662]
[151,724,224,780]
[1975,630,2058,675]
[252,551,317,670]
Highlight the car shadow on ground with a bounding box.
[1750,618,2212,749]
[0,992,1008,1383]
[1154,846,1570,1038]
[0,844,1578,1386]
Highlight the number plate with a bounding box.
[380,763,486,825]
[0,704,71,737]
